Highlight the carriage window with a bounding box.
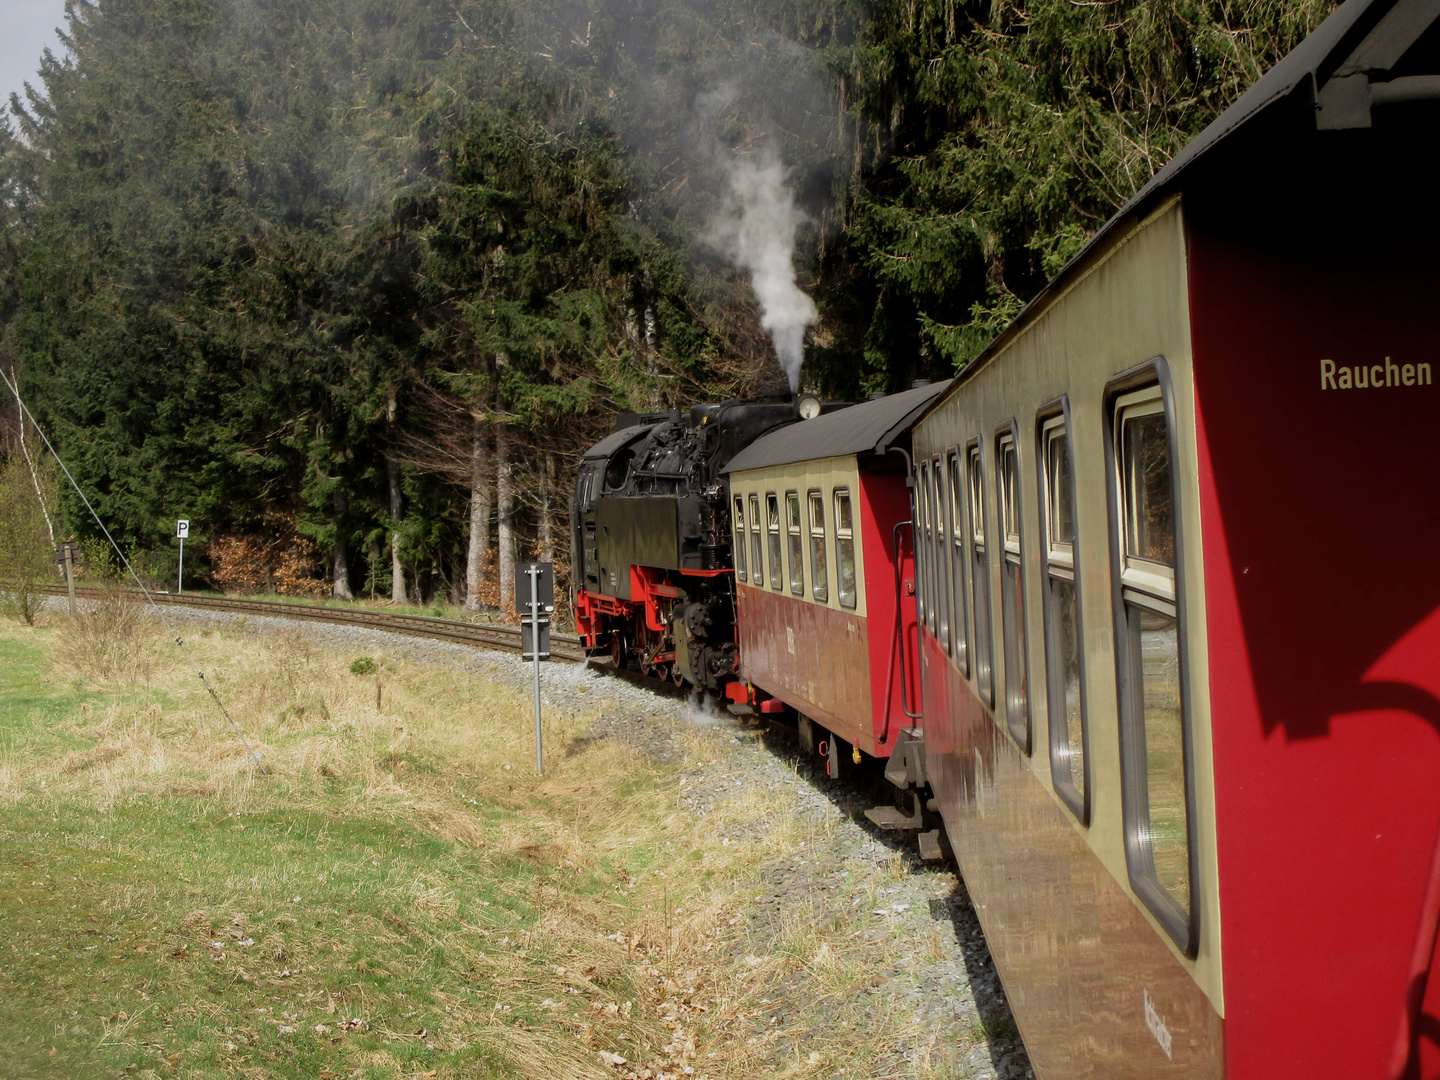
[968,444,993,706]
[766,493,783,590]
[949,451,969,675]
[733,495,748,582]
[1124,412,1175,567]
[997,431,1030,752]
[1112,382,1192,953]
[933,457,951,651]
[786,491,805,596]
[808,491,828,603]
[1041,415,1086,821]
[748,494,764,588]
[834,488,857,609]
[917,461,932,632]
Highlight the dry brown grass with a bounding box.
[4,610,974,1080]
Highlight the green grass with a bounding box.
[0,624,671,1080]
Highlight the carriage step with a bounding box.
[726,703,756,716]
[864,792,923,830]
[918,829,946,861]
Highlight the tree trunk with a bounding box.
[388,456,406,603]
[332,488,354,600]
[387,393,407,604]
[496,390,515,612]
[367,537,382,599]
[539,452,555,562]
[464,416,492,612]
[9,365,56,548]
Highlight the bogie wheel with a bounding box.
[610,630,628,670]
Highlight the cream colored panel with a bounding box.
[912,199,1222,1013]
[730,456,866,619]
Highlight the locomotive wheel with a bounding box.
[670,665,686,688]
[609,631,628,670]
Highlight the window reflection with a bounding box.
[733,495,747,581]
[1112,380,1192,952]
[766,493,783,590]
[835,489,857,609]
[1049,577,1084,796]
[1048,433,1074,547]
[1124,412,1174,566]
[1135,607,1188,909]
[967,447,993,705]
[749,494,764,587]
[808,491,828,603]
[1042,419,1085,816]
[998,434,1028,749]
[786,492,804,596]
[949,453,968,673]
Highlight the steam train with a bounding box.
[572,0,1440,1075]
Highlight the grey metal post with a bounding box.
[530,565,542,774]
[178,535,184,595]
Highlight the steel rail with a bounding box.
[41,585,588,663]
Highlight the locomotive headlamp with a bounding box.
[796,393,822,420]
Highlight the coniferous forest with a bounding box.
[0,0,1335,612]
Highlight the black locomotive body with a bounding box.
[571,399,797,688]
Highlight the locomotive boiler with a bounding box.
[571,395,830,688]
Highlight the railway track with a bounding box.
[41,585,589,663]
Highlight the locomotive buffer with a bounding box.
[517,563,554,775]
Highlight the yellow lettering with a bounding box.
[1320,358,1337,390]
[1354,365,1369,389]
[1403,364,1416,386]
[1371,364,1385,388]
[1387,356,1401,387]
[1420,363,1433,386]
[1338,367,1353,389]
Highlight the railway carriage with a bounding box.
[904,0,1440,1076]
[719,382,947,773]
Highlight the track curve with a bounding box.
[42,585,588,662]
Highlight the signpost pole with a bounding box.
[176,519,190,594]
[62,544,77,619]
[529,565,542,775]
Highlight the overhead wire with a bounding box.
[0,366,267,775]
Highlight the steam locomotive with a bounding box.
[571,394,833,689]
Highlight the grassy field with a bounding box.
[0,602,771,1080]
[0,600,998,1080]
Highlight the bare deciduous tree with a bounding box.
[0,452,57,625]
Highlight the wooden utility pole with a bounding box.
[59,541,78,619]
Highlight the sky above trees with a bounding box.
[0,0,68,110]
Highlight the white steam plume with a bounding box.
[706,148,818,393]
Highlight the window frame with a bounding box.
[916,460,932,631]
[947,449,970,677]
[785,490,805,596]
[766,492,783,591]
[807,489,829,603]
[732,493,748,582]
[748,493,764,589]
[1104,358,1199,958]
[1037,400,1090,825]
[932,455,951,652]
[834,486,858,610]
[995,422,1031,754]
[966,440,994,708]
